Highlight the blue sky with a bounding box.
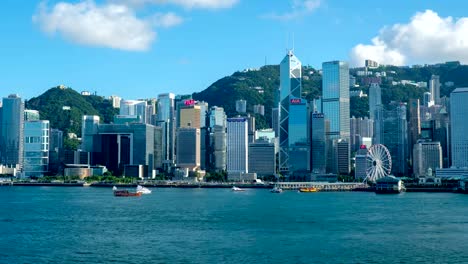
[1,0,467,100]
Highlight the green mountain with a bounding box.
[26,86,118,136]
[194,62,468,126]
[192,65,322,128]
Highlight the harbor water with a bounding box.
[1,187,467,263]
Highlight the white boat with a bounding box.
[136,185,152,194]
[270,186,283,193]
[232,186,245,192]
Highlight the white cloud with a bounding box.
[350,10,468,66]
[263,0,321,21]
[152,12,184,27]
[33,1,183,51]
[110,0,238,9]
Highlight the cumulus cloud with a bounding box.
[33,1,183,51]
[350,10,468,66]
[263,0,321,21]
[110,0,238,9]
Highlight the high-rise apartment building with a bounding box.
[227,118,248,174]
[235,99,247,113]
[278,51,302,172]
[450,88,468,167]
[0,94,24,169]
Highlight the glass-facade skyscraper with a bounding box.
[288,98,310,172]
[278,51,302,173]
[322,61,350,140]
[23,120,49,177]
[0,94,24,169]
[157,93,175,171]
[450,88,468,167]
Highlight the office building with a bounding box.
[369,83,382,121]
[0,94,24,169]
[81,119,162,177]
[156,93,176,171]
[119,100,148,123]
[355,145,368,180]
[23,120,49,177]
[336,139,350,175]
[248,138,275,177]
[227,118,248,174]
[322,61,350,140]
[311,113,326,174]
[288,98,310,173]
[176,127,200,171]
[408,99,421,159]
[413,141,443,177]
[210,125,227,172]
[450,88,468,167]
[278,51,302,172]
[382,102,408,176]
[429,75,440,105]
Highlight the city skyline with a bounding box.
[2,1,468,99]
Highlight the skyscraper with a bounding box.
[409,99,421,164]
[278,51,302,173]
[156,93,175,171]
[311,113,326,174]
[23,120,49,177]
[322,61,350,140]
[430,75,440,105]
[450,88,468,167]
[0,94,24,169]
[288,98,310,173]
[383,102,408,176]
[176,127,201,171]
[227,118,248,174]
[369,83,382,121]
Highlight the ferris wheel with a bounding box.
[364,144,392,183]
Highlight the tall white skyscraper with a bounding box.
[278,50,302,172]
[227,118,248,174]
[429,75,440,105]
[450,88,468,167]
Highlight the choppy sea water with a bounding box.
[1,187,467,264]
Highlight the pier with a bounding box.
[275,182,368,191]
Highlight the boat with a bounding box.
[136,185,152,194]
[83,182,92,187]
[375,176,406,194]
[232,186,245,192]
[270,186,283,193]
[299,187,318,193]
[113,186,142,197]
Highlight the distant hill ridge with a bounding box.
[26,62,468,135]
